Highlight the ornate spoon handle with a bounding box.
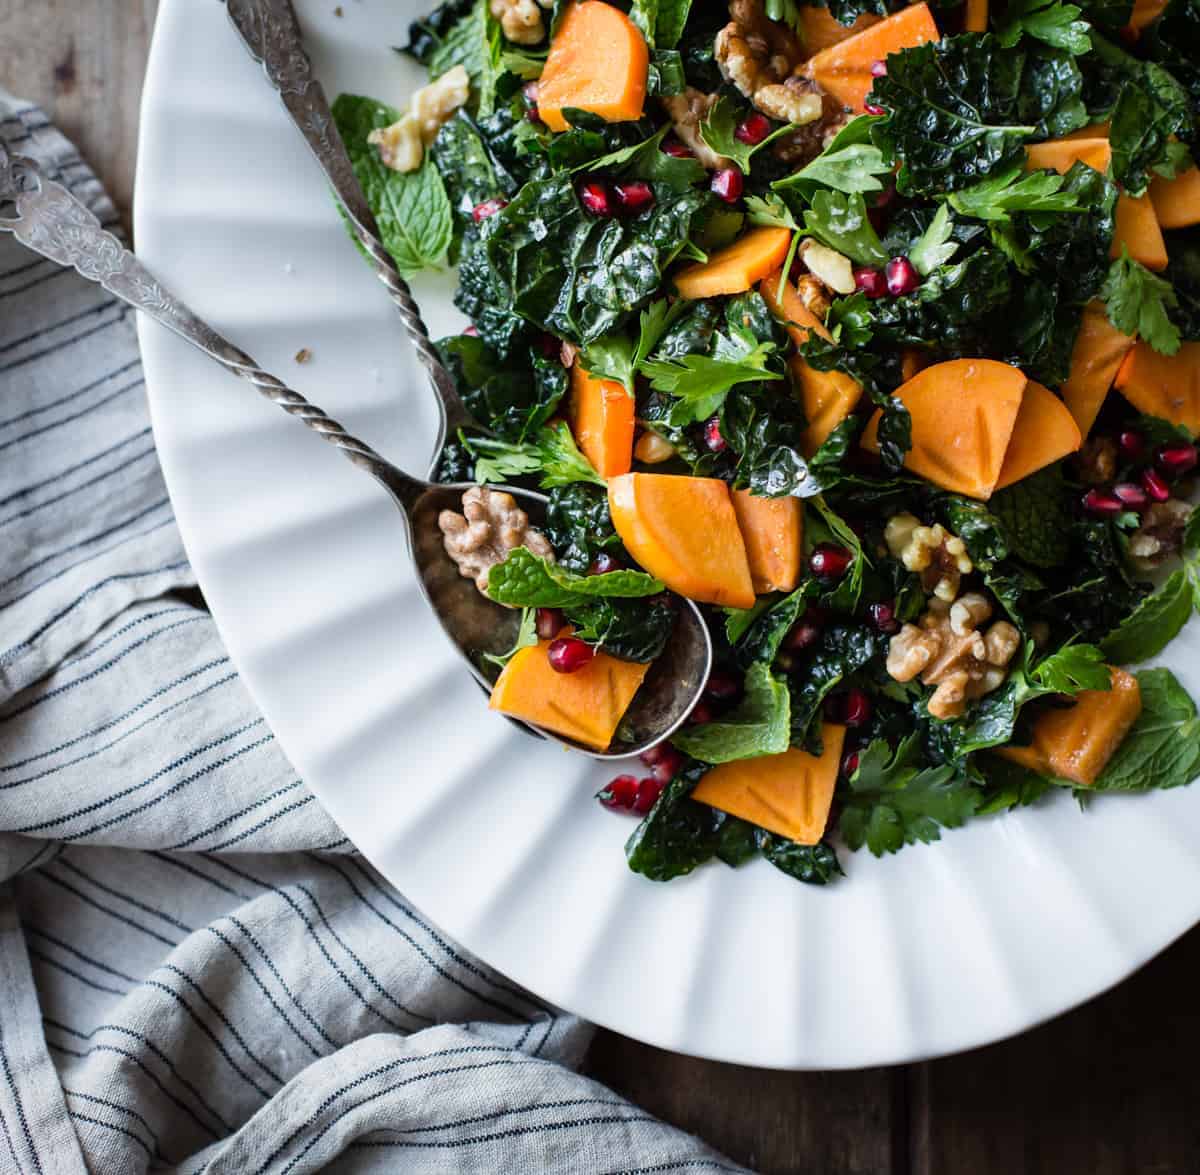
[224,0,474,446]
[0,146,421,505]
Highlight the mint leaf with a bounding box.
[485,547,664,608]
[671,664,791,763]
[1093,669,1200,790]
[700,94,798,174]
[1184,505,1200,610]
[1101,247,1182,355]
[839,735,979,856]
[946,164,1089,222]
[1100,570,1193,663]
[908,204,960,275]
[802,190,888,267]
[467,421,605,489]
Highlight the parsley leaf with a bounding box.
[802,190,889,266]
[772,115,891,197]
[1028,641,1113,692]
[997,0,1092,54]
[839,735,980,856]
[465,421,606,488]
[1093,669,1200,791]
[580,298,687,393]
[946,164,1090,222]
[1100,569,1194,662]
[908,204,960,275]
[1100,248,1182,355]
[481,607,537,669]
[671,664,792,763]
[699,94,799,174]
[485,547,664,608]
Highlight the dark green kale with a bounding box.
[1109,62,1194,194]
[1141,0,1200,107]
[544,483,623,572]
[432,111,517,227]
[789,625,881,751]
[402,0,476,65]
[720,387,824,499]
[760,836,843,883]
[568,593,679,662]
[1164,227,1200,340]
[651,299,722,359]
[434,439,475,483]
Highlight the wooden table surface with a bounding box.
[5,3,1200,1171]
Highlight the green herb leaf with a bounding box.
[481,607,537,669]
[699,94,799,174]
[998,0,1093,54]
[466,421,606,489]
[485,547,664,609]
[1029,641,1113,692]
[1101,248,1182,355]
[671,664,792,763]
[428,0,502,117]
[773,115,891,197]
[625,768,725,881]
[802,190,888,267]
[989,466,1073,567]
[908,204,960,275]
[579,297,687,393]
[946,164,1089,222]
[1108,60,1193,194]
[1099,569,1194,663]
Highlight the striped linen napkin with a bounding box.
[0,94,748,1175]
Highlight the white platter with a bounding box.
[135,0,1200,1068]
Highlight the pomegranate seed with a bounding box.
[462,324,479,337]
[841,749,861,777]
[578,180,613,216]
[535,607,565,640]
[854,267,887,299]
[734,111,772,145]
[1141,467,1171,502]
[1155,443,1198,477]
[660,136,694,158]
[640,744,683,783]
[633,776,665,814]
[522,80,539,106]
[589,552,622,575]
[472,197,508,222]
[688,700,715,725]
[1081,488,1125,519]
[784,620,822,651]
[1113,482,1150,511]
[704,670,742,701]
[885,255,921,296]
[869,601,900,635]
[640,743,669,765]
[842,688,872,727]
[809,543,853,581]
[525,107,544,124]
[710,168,744,203]
[869,59,888,77]
[704,416,727,452]
[598,774,639,810]
[614,179,655,214]
[864,103,886,116]
[547,636,595,673]
[1117,429,1146,461]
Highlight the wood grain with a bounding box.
[6,4,1200,1174]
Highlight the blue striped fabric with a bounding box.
[0,96,749,1174]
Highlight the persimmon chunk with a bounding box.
[861,358,1027,499]
[1114,341,1200,433]
[568,363,633,478]
[675,228,793,300]
[801,3,939,112]
[537,1,649,133]
[759,269,832,345]
[964,0,988,31]
[798,7,880,53]
[994,381,1082,490]
[608,473,756,608]
[1061,300,1136,437]
[1126,0,1168,32]
[1149,166,1200,229]
[997,668,1141,786]
[731,489,804,594]
[1024,137,1112,176]
[490,637,650,750]
[692,725,846,843]
[1112,193,1168,271]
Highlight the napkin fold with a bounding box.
[0,94,746,1174]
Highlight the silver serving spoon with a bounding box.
[0,146,713,759]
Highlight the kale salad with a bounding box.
[333,0,1200,886]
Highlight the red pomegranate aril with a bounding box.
[614,179,655,214]
[535,607,566,640]
[640,743,683,780]
[522,80,540,106]
[842,688,872,727]
[710,167,744,203]
[578,179,613,216]
[688,700,715,725]
[885,255,920,296]
[869,601,900,635]
[661,136,694,158]
[1155,443,1198,477]
[639,743,669,765]
[810,543,853,581]
[734,111,772,145]
[1141,467,1171,502]
[704,415,727,452]
[869,58,888,77]
[1113,482,1150,511]
[864,103,886,116]
[462,324,479,337]
[1117,429,1146,461]
[784,620,822,652]
[598,774,639,810]
[841,749,860,778]
[547,636,595,673]
[589,552,622,575]
[472,197,508,222]
[704,670,742,701]
[1081,488,1125,519]
[854,266,887,299]
[633,776,665,814]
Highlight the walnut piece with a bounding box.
[368,65,470,174]
[368,114,423,173]
[884,513,974,602]
[798,238,855,295]
[794,274,831,320]
[1128,498,1192,566]
[634,430,677,464]
[489,0,549,44]
[1076,436,1117,485]
[438,486,555,597]
[661,89,730,170]
[887,594,1021,720]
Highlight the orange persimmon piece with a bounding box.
[1024,137,1112,176]
[861,358,1027,499]
[798,7,880,53]
[490,636,651,750]
[1114,341,1200,432]
[608,473,756,608]
[568,363,634,478]
[1149,166,1200,229]
[997,668,1141,786]
[801,3,939,112]
[760,272,863,453]
[692,725,846,843]
[1126,0,1168,32]
[731,489,804,594]
[1112,193,1168,271]
[536,1,649,133]
[964,0,988,32]
[994,381,1082,490]
[1060,300,1136,437]
[674,228,794,299]
[900,348,928,383]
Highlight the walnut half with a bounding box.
[438,486,554,597]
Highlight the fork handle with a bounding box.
[224,0,473,440]
[0,150,422,505]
